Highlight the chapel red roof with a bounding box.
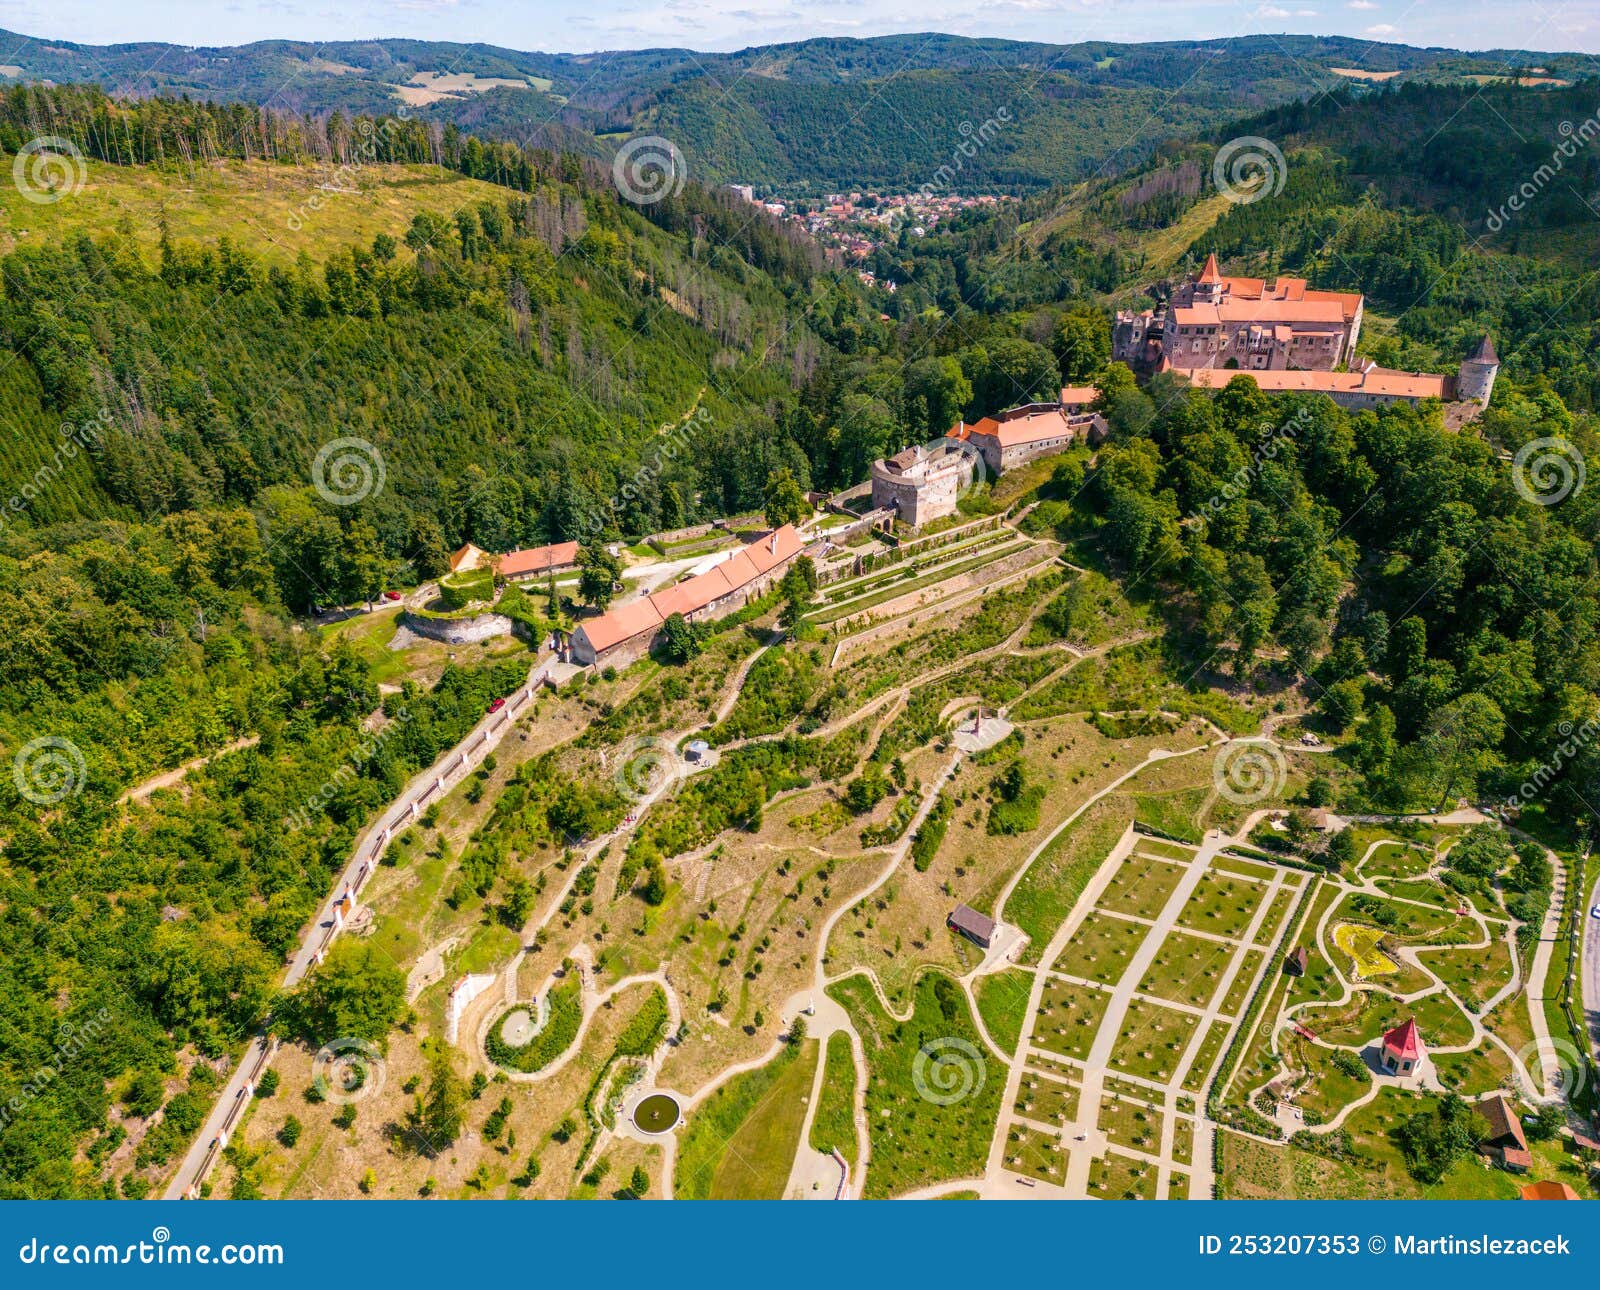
[1382,1018,1421,1060]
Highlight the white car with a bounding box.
[1591,904,1600,920]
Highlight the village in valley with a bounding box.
[163,252,1598,1207]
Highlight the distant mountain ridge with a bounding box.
[0,30,1590,190]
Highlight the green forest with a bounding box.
[2,68,1599,1197]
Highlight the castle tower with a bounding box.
[1456,333,1499,407]
[1194,251,1225,304]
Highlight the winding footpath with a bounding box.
[163,656,561,1199]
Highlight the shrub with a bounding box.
[440,567,495,610]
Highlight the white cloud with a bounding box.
[1366,21,1398,33]
[1256,3,1290,14]
[1348,0,1378,7]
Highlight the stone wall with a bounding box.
[401,609,514,645]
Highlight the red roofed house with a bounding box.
[1181,338,1498,421]
[1380,1018,1423,1076]
[496,541,580,581]
[569,526,805,667]
[945,389,1106,476]
[1477,1093,1531,1172]
[1520,1180,1580,1200]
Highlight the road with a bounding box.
[163,656,558,1199]
[1585,871,1599,1062]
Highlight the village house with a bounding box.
[496,540,580,581]
[568,525,805,667]
[947,903,996,949]
[1114,253,1364,373]
[1476,1093,1532,1173]
[1521,1180,1580,1200]
[448,539,582,579]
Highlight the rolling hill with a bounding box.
[0,30,1590,191]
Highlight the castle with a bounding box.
[1184,333,1498,419]
[870,387,1105,528]
[1118,254,1498,421]
[1114,254,1364,374]
[869,441,977,528]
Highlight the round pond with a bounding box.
[631,1092,681,1135]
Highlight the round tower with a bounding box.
[1456,333,1499,406]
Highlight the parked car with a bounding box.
[383,590,402,602]
[1590,904,1600,920]
[487,698,506,714]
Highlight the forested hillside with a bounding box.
[865,79,1600,408]
[4,63,1600,1201]
[0,89,850,1197]
[0,88,838,566]
[0,31,1589,192]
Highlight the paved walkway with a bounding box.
[1584,868,1599,1059]
[163,657,556,1199]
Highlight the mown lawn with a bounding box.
[808,1031,859,1166]
[974,969,1035,1058]
[830,973,1005,1198]
[1003,798,1131,963]
[676,1038,818,1200]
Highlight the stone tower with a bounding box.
[1193,251,1225,304]
[1456,333,1499,407]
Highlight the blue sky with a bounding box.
[0,0,1595,55]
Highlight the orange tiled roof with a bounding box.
[578,526,803,654]
[1184,367,1451,401]
[1521,1180,1579,1200]
[496,541,580,577]
[577,595,666,654]
[951,406,1075,449]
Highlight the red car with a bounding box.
[383,590,402,602]
[487,698,506,714]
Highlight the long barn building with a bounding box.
[570,525,805,667]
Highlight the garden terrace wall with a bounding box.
[401,608,514,645]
